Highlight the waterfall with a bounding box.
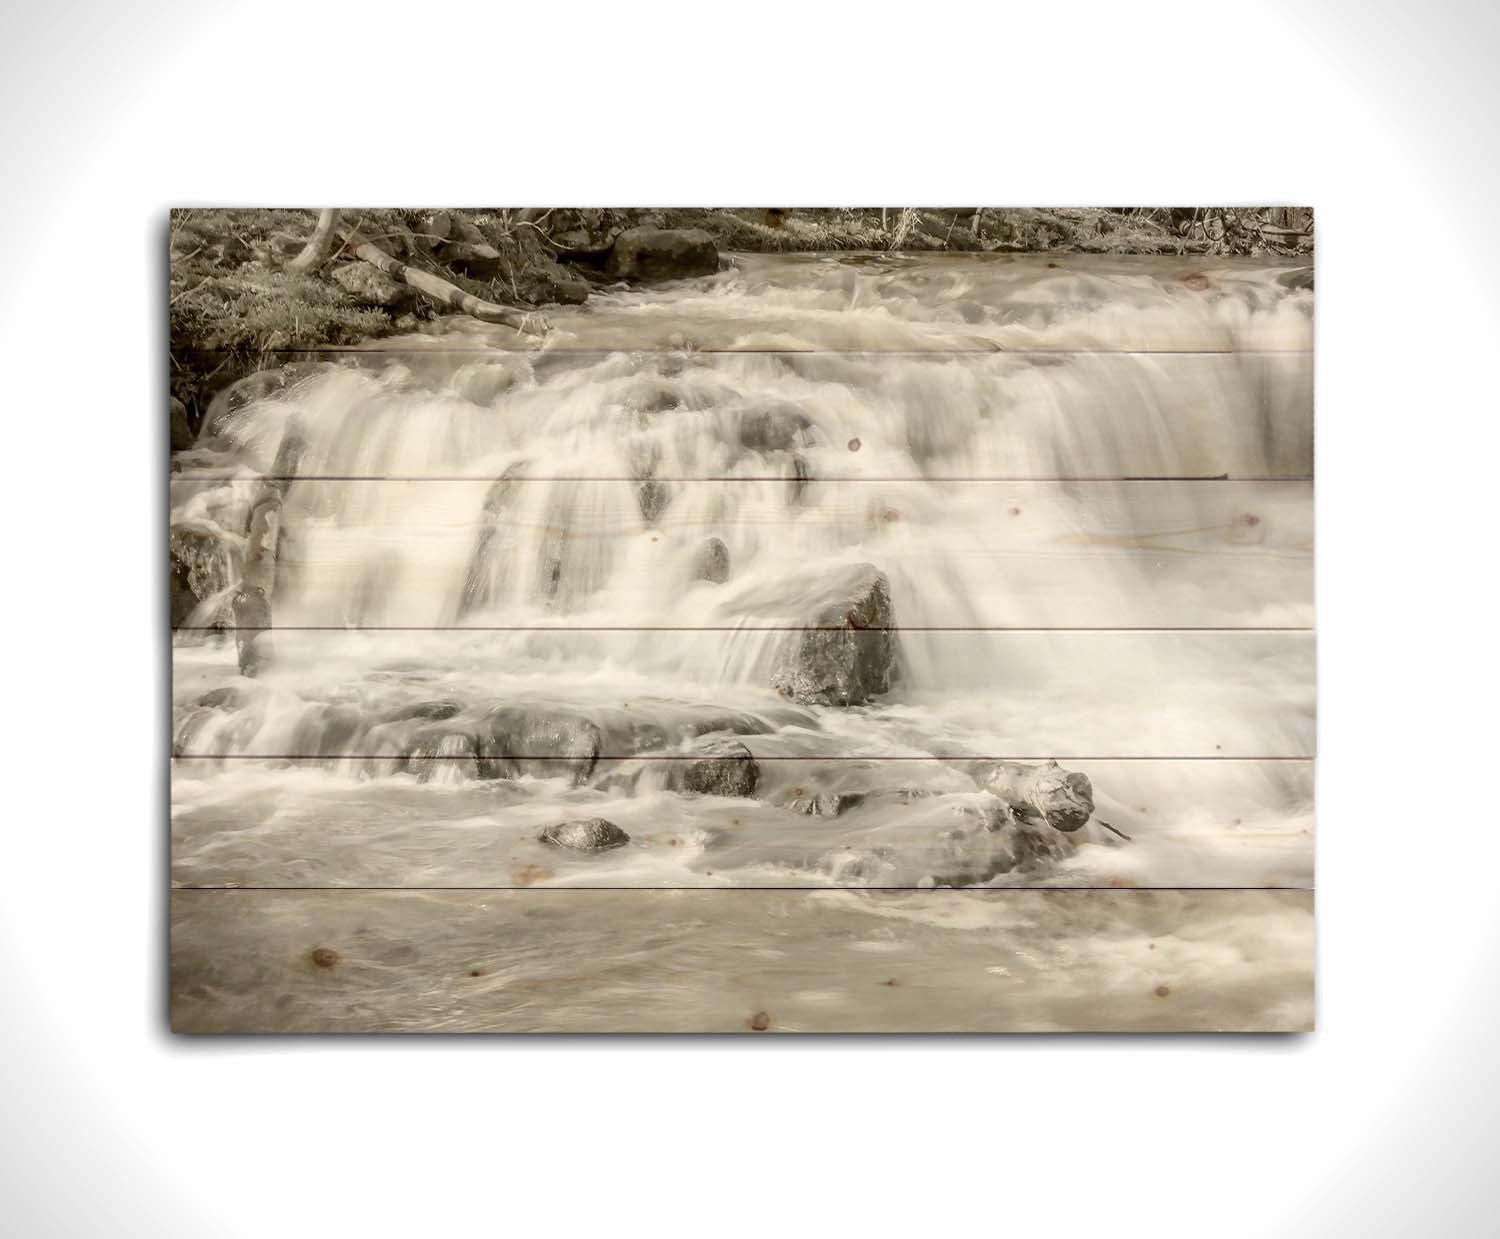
[172,252,1313,893]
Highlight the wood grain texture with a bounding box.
[171,756,1313,891]
[170,479,1312,630]
[169,888,1314,1033]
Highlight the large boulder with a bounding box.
[539,817,630,852]
[771,564,898,706]
[478,704,604,784]
[606,228,718,281]
[330,261,418,311]
[678,737,759,798]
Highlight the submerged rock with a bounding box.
[771,564,898,706]
[637,478,673,525]
[679,738,759,798]
[388,700,464,723]
[692,537,731,584]
[231,584,272,677]
[405,732,480,783]
[739,404,812,452]
[539,817,630,852]
[605,228,719,281]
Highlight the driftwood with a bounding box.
[344,232,548,336]
[286,209,342,274]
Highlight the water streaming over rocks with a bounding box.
[170,252,1314,1028]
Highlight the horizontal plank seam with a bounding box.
[173,625,1315,633]
[170,885,1314,893]
[172,475,1315,483]
[173,754,1317,762]
[171,346,1314,357]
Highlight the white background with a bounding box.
[2,1,1496,1234]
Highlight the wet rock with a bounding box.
[786,453,811,505]
[197,686,250,710]
[605,228,719,281]
[771,564,898,706]
[978,760,1094,833]
[460,463,528,615]
[389,700,463,723]
[330,260,418,311]
[170,396,194,452]
[539,817,630,852]
[231,586,272,677]
[451,360,524,405]
[692,537,730,584]
[786,791,865,817]
[739,404,813,452]
[289,703,364,757]
[532,261,591,305]
[637,478,673,525]
[679,738,759,798]
[170,527,234,628]
[199,363,334,443]
[479,704,604,784]
[405,732,480,783]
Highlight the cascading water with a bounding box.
[171,252,1313,901]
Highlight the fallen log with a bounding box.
[343,232,548,336]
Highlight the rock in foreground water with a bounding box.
[978,760,1095,832]
[679,738,759,798]
[606,228,719,281]
[539,818,630,852]
[771,564,897,706]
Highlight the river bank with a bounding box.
[169,207,1313,438]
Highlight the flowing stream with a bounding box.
[170,252,1314,1031]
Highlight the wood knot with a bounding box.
[748,1011,771,1031]
[309,947,339,968]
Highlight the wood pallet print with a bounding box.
[168,207,1315,1033]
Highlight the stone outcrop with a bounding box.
[605,228,719,281]
[771,564,898,706]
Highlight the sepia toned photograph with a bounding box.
[168,206,1315,1032]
